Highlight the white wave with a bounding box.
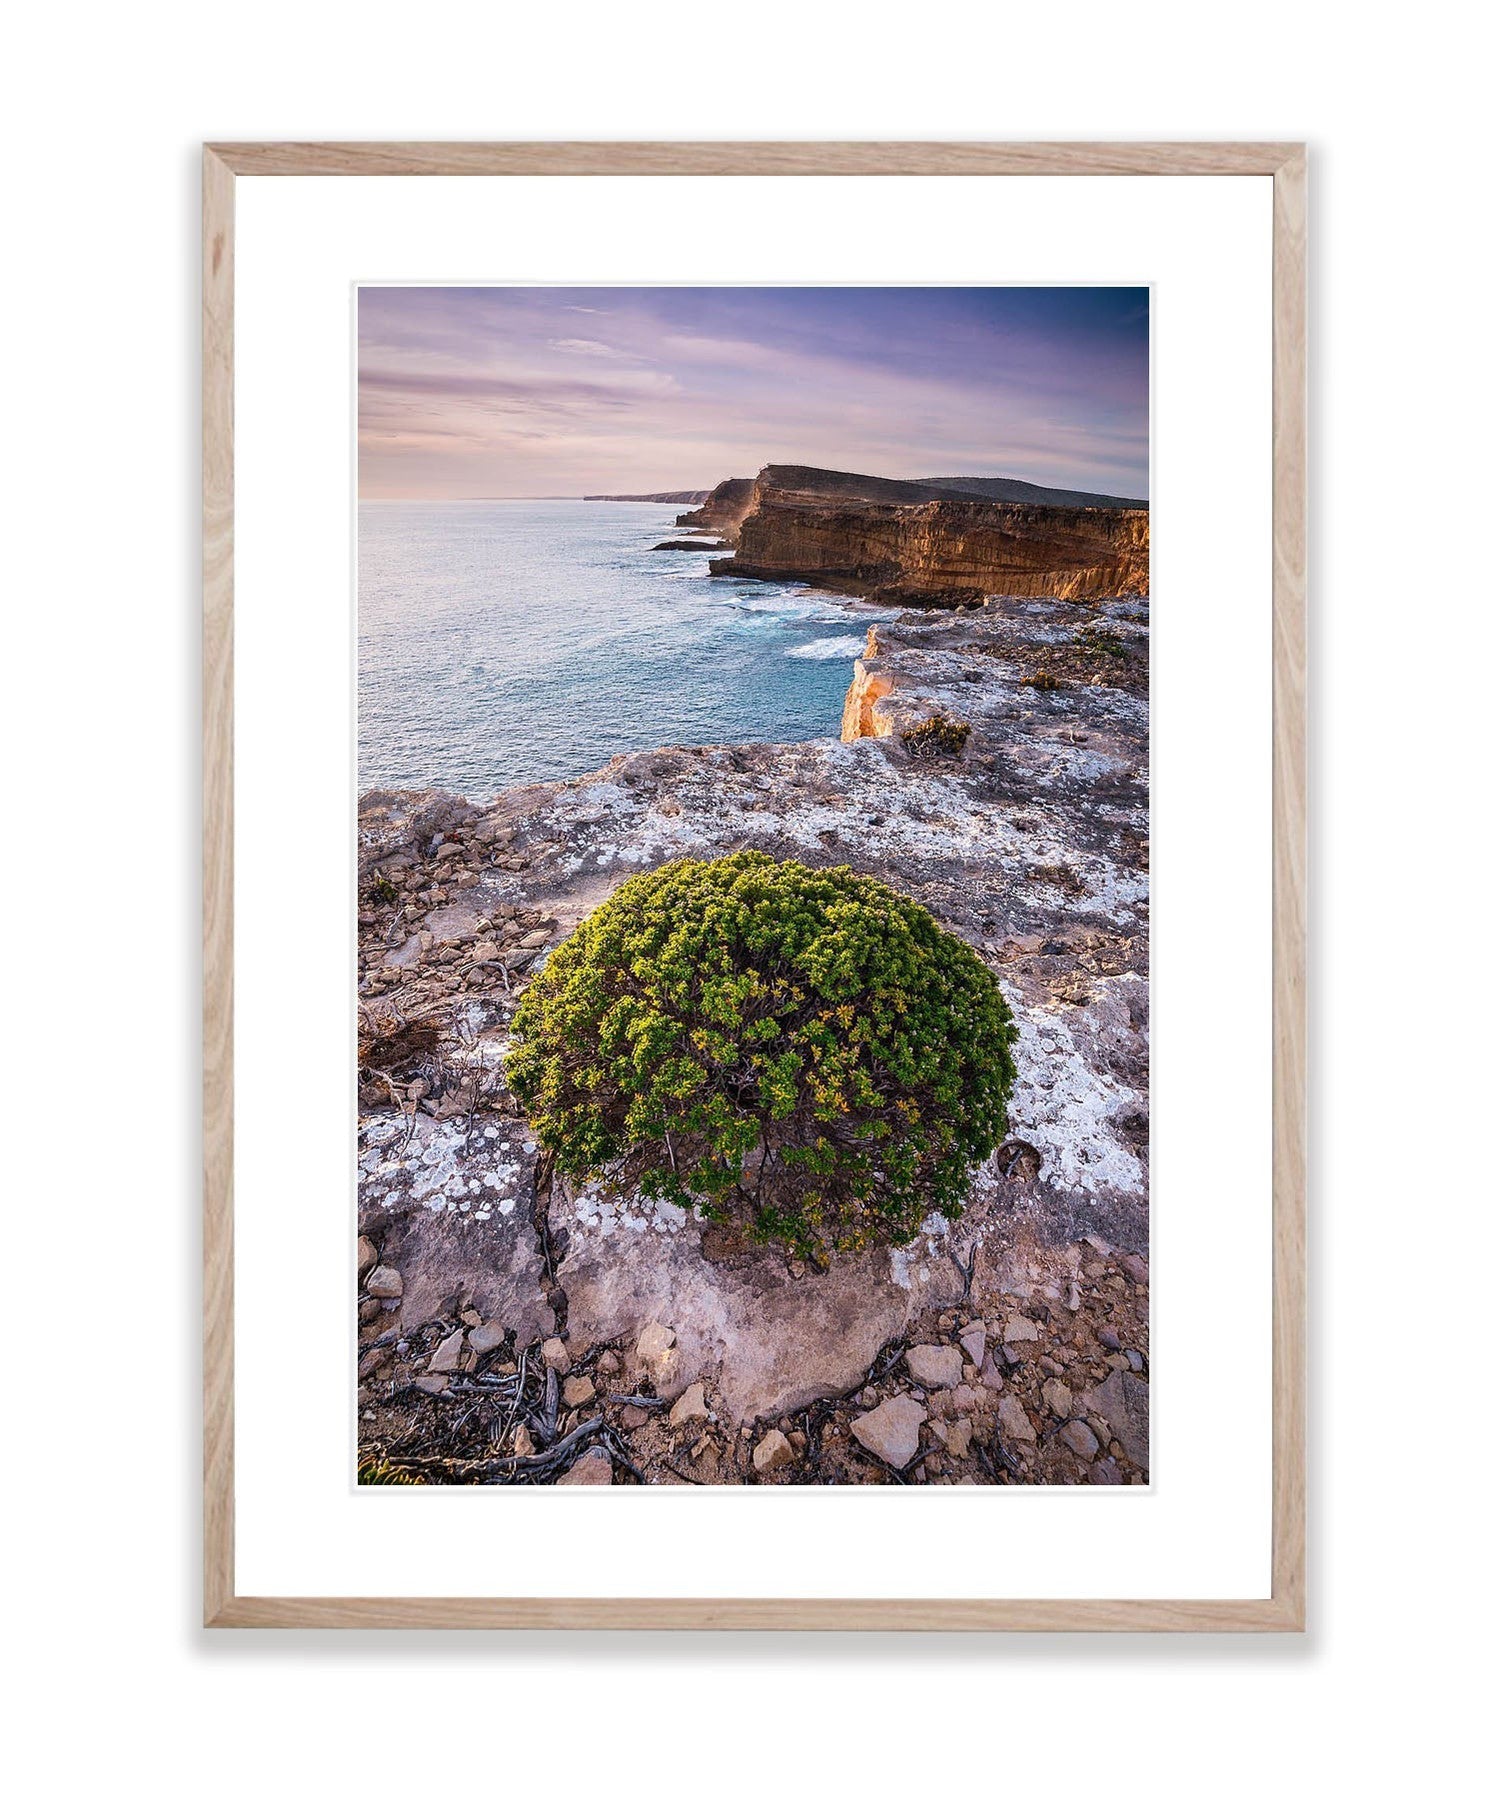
[785,634,868,660]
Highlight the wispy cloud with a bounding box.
[358,287,1148,499]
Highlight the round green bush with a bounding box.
[505,852,1017,1259]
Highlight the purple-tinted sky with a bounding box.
[358,287,1149,500]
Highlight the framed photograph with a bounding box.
[204,141,1305,1629]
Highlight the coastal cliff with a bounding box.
[675,475,756,538]
[355,594,1150,1485]
[709,466,1149,604]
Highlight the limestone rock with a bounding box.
[1042,1378,1073,1418]
[541,1337,570,1373]
[1059,1419,1099,1460]
[850,1395,927,1469]
[427,1330,465,1373]
[1002,1315,1039,1344]
[996,1395,1037,1444]
[959,1323,988,1366]
[469,1321,506,1356]
[937,1418,973,1458]
[561,1374,596,1410]
[557,1450,613,1486]
[752,1429,796,1474]
[905,1344,964,1389]
[668,1382,710,1428]
[366,1265,403,1300]
[1086,1369,1149,1471]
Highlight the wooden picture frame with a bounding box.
[203,140,1306,1630]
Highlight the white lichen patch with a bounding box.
[1005,982,1147,1197]
[359,1113,528,1218]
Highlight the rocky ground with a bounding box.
[356,592,1149,1486]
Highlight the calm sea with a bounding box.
[358,500,890,800]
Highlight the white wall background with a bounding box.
[3,5,1490,1793]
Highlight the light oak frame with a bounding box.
[203,140,1306,1631]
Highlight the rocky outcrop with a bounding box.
[712,465,1149,604]
[675,476,756,539]
[354,594,1149,1483]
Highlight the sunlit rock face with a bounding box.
[699,465,1149,604]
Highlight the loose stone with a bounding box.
[850,1395,927,1469]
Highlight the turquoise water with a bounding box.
[358,500,888,800]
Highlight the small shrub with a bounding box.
[1074,625,1129,661]
[506,853,1017,1260]
[900,713,971,759]
[1021,670,1066,693]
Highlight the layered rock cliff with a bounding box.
[675,476,756,538]
[689,465,1150,604]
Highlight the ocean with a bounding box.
[358,500,890,801]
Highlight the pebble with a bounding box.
[1098,1326,1122,1352]
[427,1330,466,1373]
[667,1382,709,1427]
[1002,1316,1039,1344]
[469,1322,506,1356]
[1042,1378,1073,1418]
[561,1374,596,1409]
[557,1450,613,1486]
[959,1323,988,1365]
[1119,1253,1149,1286]
[357,1236,377,1278]
[618,1405,652,1431]
[513,1423,536,1457]
[540,1337,570,1373]
[752,1429,796,1474]
[938,1418,974,1458]
[1059,1419,1100,1460]
[996,1395,1037,1443]
[597,1350,622,1375]
[850,1395,927,1469]
[365,1265,403,1300]
[412,1374,449,1395]
[905,1344,964,1389]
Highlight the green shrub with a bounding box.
[505,853,1017,1259]
[899,713,971,759]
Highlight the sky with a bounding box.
[358,287,1149,501]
